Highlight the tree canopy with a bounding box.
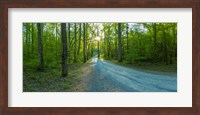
[23,23,177,76]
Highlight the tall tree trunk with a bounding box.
[162,25,168,64]
[126,23,129,54]
[170,24,177,64]
[98,41,100,58]
[90,29,94,57]
[91,43,93,57]
[68,23,71,61]
[153,23,157,62]
[107,26,111,59]
[37,23,44,71]
[55,23,58,64]
[61,23,68,77]
[105,33,107,58]
[83,23,87,63]
[77,23,81,55]
[139,39,142,65]
[27,24,30,57]
[131,33,134,64]
[74,23,77,63]
[25,24,28,56]
[31,23,34,54]
[86,24,88,60]
[114,24,118,59]
[118,23,122,62]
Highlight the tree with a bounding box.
[26,23,30,57]
[153,23,157,62]
[170,24,177,64]
[55,23,58,64]
[37,23,44,71]
[83,23,87,63]
[68,23,71,60]
[74,23,77,63]
[23,22,177,78]
[118,23,122,62]
[107,24,111,59]
[162,24,168,64]
[25,24,28,56]
[31,23,34,53]
[61,23,68,77]
[77,23,81,56]
[126,23,129,54]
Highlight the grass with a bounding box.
[100,55,176,74]
[23,63,84,92]
[108,60,177,75]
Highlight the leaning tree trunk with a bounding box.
[61,23,68,77]
[118,23,122,62]
[37,23,44,71]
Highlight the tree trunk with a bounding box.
[107,26,111,59]
[126,23,129,54]
[139,39,142,65]
[86,24,88,60]
[90,28,94,57]
[114,24,118,59]
[77,23,81,55]
[105,32,107,59]
[37,23,44,71]
[170,24,177,64]
[25,24,28,56]
[61,23,68,77]
[91,43,93,57]
[83,23,87,63]
[27,24,30,57]
[31,23,34,54]
[68,23,71,60]
[55,23,58,64]
[162,25,168,64]
[98,41,100,58]
[153,23,157,62]
[118,23,122,62]
[74,23,77,63]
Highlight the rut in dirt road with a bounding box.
[79,56,177,92]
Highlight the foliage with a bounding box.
[23,22,177,91]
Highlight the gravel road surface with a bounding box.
[74,56,177,92]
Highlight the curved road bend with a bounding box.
[78,56,177,92]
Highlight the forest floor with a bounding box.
[23,55,177,92]
[109,60,177,76]
[23,63,85,92]
[72,55,177,92]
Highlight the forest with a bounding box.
[23,23,177,92]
